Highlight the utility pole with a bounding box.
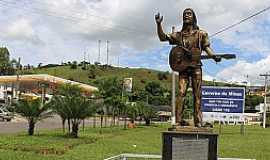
[260,73,270,128]
[171,26,176,126]
[83,51,86,68]
[245,74,250,95]
[16,57,21,99]
[98,40,101,63]
[106,40,109,66]
[117,56,120,68]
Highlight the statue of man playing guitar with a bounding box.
[155,8,222,127]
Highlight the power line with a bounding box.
[205,5,270,84]
[210,5,270,37]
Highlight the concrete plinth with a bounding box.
[162,127,218,160]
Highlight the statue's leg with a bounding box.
[176,73,189,125]
[191,67,202,127]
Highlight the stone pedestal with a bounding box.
[162,127,218,160]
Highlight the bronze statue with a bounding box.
[155,8,221,127]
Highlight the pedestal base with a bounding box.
[162,128,218,160]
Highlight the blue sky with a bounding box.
[0,0,270,85]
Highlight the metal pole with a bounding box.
[83,51,86,68]
[106,40,109,66]
[121,81,127,129]
[260,73,269,128]
[171,26,176,126]
[41,85,44,108]
[263,76,267,128]
[98,40,101,63]
[171,71,176,125]
[118,56,120,68]
[16,57,21,100]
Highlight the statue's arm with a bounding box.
[204,46,215,57]
[155,13,168,42]
[157,23,168,41]
[201,31,221,62]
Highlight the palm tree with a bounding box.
[127,102,138,124]
[137,101,156,126]
[52,84,95,138]
[50,96,69,133]
[14,99,53,135]
[68,97,94,137]
[52,84,83,133]
[104,95,123,127]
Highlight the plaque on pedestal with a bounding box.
[162,128,218,160]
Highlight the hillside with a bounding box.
[20,64,171,90]
[19,64,232,90]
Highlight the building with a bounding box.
[0,74,98,104]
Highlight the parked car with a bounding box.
[0,108,13,122]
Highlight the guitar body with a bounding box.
[169,46,201,73]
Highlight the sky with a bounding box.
[0,0,270,85]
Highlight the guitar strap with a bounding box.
[179,30,201,52]
[198,30,202,52]
[180,32,184,47]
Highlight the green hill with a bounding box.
[20,64,233,90]
[20,64,172,90]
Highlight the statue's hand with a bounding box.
[155,12,163,24]
[214,55,221,63]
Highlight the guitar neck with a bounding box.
[201,54,236,60]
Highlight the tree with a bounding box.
[137,101,156,126]
[0,47,10,66]
[38,63,43,68]
[245,95,264,110]
[94,77,122,98]
[50,96,69,133]
[68,97,94,137]
[145,81,164,96]
[144,81,169,105]
[0,47,15,75]
[104,95,123,126]
[94,77,124,127]
[88,65,97,79]
[52,84,95,138]
[157,72,168,80]
[70,61,77,69]
[14,99,53,135]
[127,102,138,124]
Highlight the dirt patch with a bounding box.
[0,137,97,156]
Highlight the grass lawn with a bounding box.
[0,124,269,160]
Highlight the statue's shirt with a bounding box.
[166,29,210,51]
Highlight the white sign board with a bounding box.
[123,78,132,92]
[201,86,245,124]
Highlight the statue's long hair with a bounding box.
[181,8,199,31]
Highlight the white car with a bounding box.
[0,108,13,122]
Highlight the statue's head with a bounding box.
[182,8,199,30]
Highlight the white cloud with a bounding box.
[36,0,270,54]
[216,55,270,85]
[2,18,41,44]
[203,74,214,82]
[0,0,270,73]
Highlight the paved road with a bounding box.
[0,116,119,134]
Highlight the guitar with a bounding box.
[169,46,236,73]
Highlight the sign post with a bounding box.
[201,86,245,126]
